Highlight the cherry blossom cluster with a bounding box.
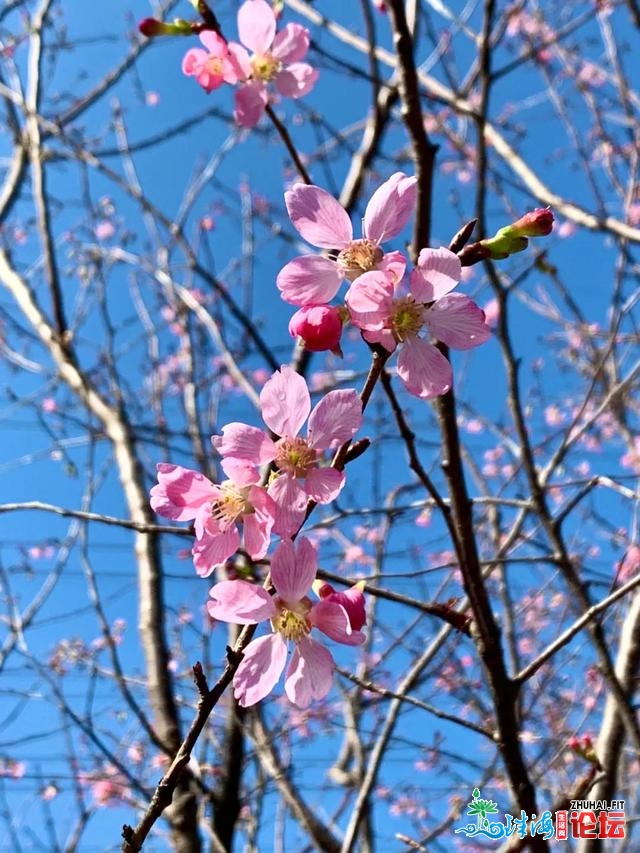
[151,366,366,707]
[148,167,556,706]
[280,173,493,399]
[143,1,556,706]
[141,0,319,128]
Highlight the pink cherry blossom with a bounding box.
[182,31,241,94]
[345,247,491,399]
[208,537,366,707]
[94,220,115,241]
[79,764,130,807]
[150,462,275,576]
[213,366,362,537]
[277,173,416,306]
[227,0,318,128]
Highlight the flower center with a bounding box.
[337,239,384,281]
[272,598,312,642]
[251,53,282,81]
[389,296,425,342]
[204,56,223,78]
[211,482,253,530]
[275,436,318,477]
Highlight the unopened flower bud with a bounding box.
[479,208,554,260]
[312,579,367,631]
[509,208,554,237]
[289,305,343,353]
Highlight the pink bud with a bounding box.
[568,736,580,750]
[289,305,343,353]
[313,579,367,631]
[510,208,554,237]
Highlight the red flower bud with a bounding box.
[510,208,554,237]
[289,305,343,353]
[478,208,554,260]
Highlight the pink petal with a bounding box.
[199,30,227,55]
[237,0,275,54]
[182,48,207,78]
[207,580,275,624]
[285,184,352,249]
[212,423,276,465]
[234,634,287,707]
[260,366,310,437]
[271,537,317,602]
[272,23,310,63]
[227,42,252,79]
[307,389,362,449]
[411,247,461,301]
[276,255,342,306]
[377,250,407,284]
[219,457,261,483]
[198,72,223,93]
[192,528,240,577]
[345,271,394,331]
[275,64,319,99]
[268,475,308,538]
[234,82,267,128]
[150,463,215,521]
[362,327,397,351]
[424,293,492,350]
[309,600,365,646]
[244,486,276,559]
[285,637,334,708]
[363,172,417,244]
[223,52,244,86]
[194,503,214,540]
[315,583,367,631]
[396,337,453,399]
[304,467,345,504]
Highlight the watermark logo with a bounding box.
[454,788,626,841]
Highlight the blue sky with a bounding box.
[1,1,638,850]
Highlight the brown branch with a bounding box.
[384,0,547,847]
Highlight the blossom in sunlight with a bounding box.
[150,462,275,576]
[79,764,130,807]
[616,545,640,585]
[345,247,491,399]
[41,783,59,801]
[212,365,362,537]
[182,31,241,94]
[94,220,115,241]
[277,172,416,306]
[0,759,25,779]
[208,537,366,707]
[621,437,640,474]
[228,0,318,127]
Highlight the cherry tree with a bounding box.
[0,1,638,851]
